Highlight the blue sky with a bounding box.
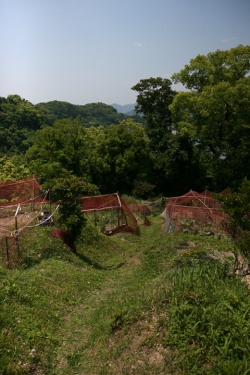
[1,0,250,105]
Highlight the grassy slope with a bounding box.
[1,216,250,375]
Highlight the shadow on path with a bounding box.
[76,252,124,270]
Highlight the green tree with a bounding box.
[172,45,250,91]
[81,126,107,187]
[0,156,30,181]
[131,77,176,152]
[44,170,99,252]
[26,117,90,181]
[131,77,196,195]
[171,45,250,190]
[94,119,152,194]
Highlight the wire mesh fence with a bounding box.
[165,189,229,234]
[81,193,139,235]
[0,176,56,267]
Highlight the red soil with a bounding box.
[50,229,76,253]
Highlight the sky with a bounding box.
[0,0,250,106]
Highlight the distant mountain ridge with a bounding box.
[36,100,125,128]
[111,103,136,114]
[35,100,144,127]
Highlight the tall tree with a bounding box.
[171,45,250,190]
[172,44,250,91]
[131,77,195,195]
[131,77,176,152]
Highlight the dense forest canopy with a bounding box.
[0,98,144,158]
[0,45,249,197]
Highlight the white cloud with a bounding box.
[221,37,236,43]
[134,42,153,47]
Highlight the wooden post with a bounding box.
[15,233,20,262]
[117,195,120,227]
[32,175,35,211]
[49,189,52,225]
[14,204,20,232]
[110,209,113,229]
[5,237,9,267]
[117,207,120,227]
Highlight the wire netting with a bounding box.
[141,197,166,213]
[166,189,229,234]
[0,175,42,206]
[126,201,151,226]
[81,193,139,235]
[0,176,55,267]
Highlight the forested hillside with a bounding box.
[0,45,250,197]
[0,95,47,156]
[35,101,126,128]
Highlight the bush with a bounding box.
[215,179,250,272]
[132,179,155,199]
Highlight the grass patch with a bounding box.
[1,214,250,374]
[164,262,250,374]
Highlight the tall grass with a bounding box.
[165,262,250,374]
